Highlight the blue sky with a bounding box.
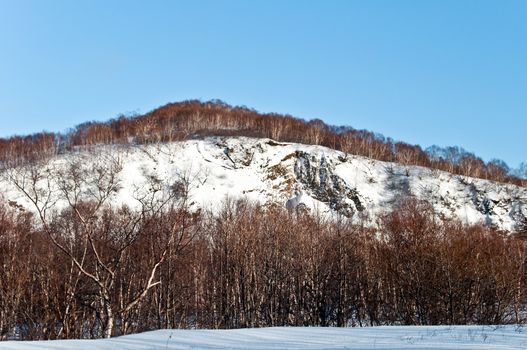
[0,0,525,167]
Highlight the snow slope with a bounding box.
[1,137,526,231]
[1,326,527,350]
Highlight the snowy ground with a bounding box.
[1,326,527,350]
[2,137,526,231]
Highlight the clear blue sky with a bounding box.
[0,0,525,167]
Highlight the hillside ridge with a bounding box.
[1,100,525,188]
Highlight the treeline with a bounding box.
[1,199,526,340]
[0,100,525,186]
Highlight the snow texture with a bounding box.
[1,326,527,349]
[1,137,526,231]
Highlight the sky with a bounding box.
[0,0,526,167]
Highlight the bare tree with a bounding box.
[4,152,197,338]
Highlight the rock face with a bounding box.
[2,137,527,232]
[285,151,364,218]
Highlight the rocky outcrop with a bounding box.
[290,151,364,217]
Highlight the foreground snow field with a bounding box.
[1,326,527,350]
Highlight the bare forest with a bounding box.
[1,193,526,339]
[0,100,525,186]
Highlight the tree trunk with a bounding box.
[104,306,114,338]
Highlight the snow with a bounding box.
[1,326,527,350]
[1,137,526,231]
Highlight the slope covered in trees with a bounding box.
[0,100,525,186]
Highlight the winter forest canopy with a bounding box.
[0,100,525,186]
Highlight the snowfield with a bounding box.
[1,137,526,231]
[1,326,527,350]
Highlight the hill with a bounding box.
[1,101,527,341]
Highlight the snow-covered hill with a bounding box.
[1,326,527,350]
[2,137,526,232]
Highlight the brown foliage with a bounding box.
[1,198,526,340]
[0,100,525,187]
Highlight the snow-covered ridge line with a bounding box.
[1,326,526,350]
[1,137,526,232]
